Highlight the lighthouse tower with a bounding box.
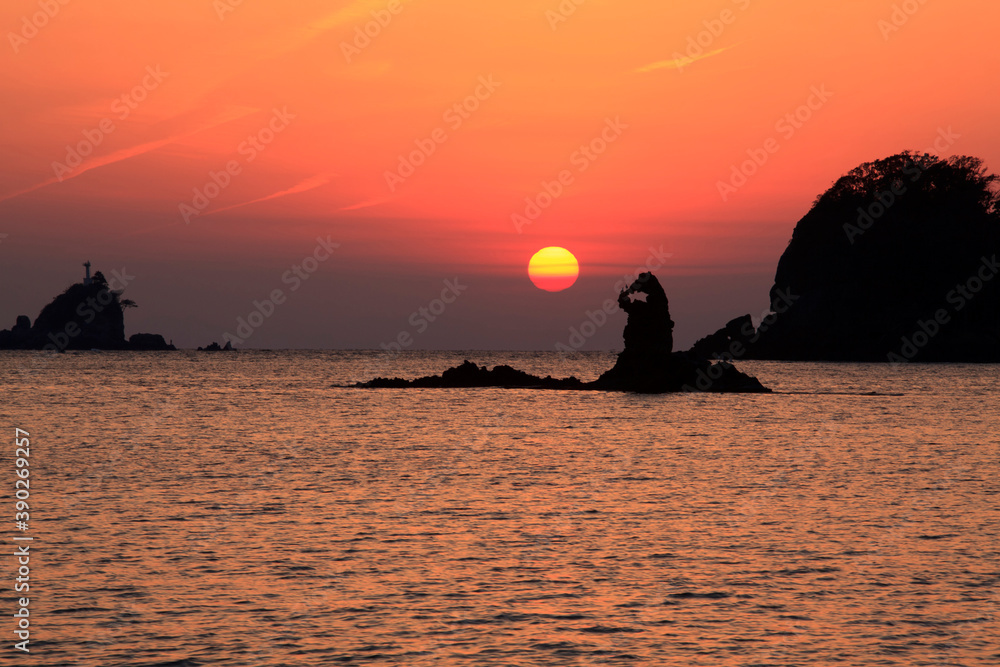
[83,261,92,286]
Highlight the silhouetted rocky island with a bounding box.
[358,273,769,393]
[361,360,587,389]
[0,263,175,351]
[198,341,235,352]
[691,152,1000,362]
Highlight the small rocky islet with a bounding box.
[356,272,770,394]
[0,264,173,351]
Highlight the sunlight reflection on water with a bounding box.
[2,351,998,666]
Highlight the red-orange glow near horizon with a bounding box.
[0,1,998,280]
[528,247,579,292]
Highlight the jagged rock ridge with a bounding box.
[357,272,769,393]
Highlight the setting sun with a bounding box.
[528,246,579,292]
[3,2,1000,664]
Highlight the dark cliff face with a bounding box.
[694,152,1000,362]
[0,275,131,350]
[30,281,128,350]
[758,153,1000,361]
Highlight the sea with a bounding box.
[1,350,998,666]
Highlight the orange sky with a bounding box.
[2,0,999,349]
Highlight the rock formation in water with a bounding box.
[0,315,34,349]
[129,333,176,351]
[356,272,770,393]
[691,152,1000,362]
[688,315,755,360]
[198,341,235,352]
[0,267,175,351]
[591,272,674,391]
[362,360,585,389]
[592,273,768,392]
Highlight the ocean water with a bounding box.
[1,350,998,666]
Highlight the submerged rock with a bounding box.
[356,272,769,393]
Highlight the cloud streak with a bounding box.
[636,45,738,73]
[206,173,334,215]
[0,107,257,204]
[337,195,391,212]
[307,0,395,34]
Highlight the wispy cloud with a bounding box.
[0,107,257,203]
[337,196,391,212]
[307,0,394,34]
[636,45,738,73]
[206,173,334,215]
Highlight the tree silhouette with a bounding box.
[750,152,1000,361]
